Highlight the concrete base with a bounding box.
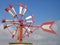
[9,42,32,45]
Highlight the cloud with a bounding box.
[23,20,60,45]
[0,20,60,45]
[0,24,16,45]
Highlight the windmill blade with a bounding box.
[12,30,17,38]
[19,3,23,15]
[24,20,35,23]
[4,24,13,29]
[23,30,29,37]
[23,27,30,37]
[40,21,56,34]
[22,5,28,15]
[9,4,17,18]
[23,28,27,33]
[23,30,33,37]
[2,19,14,23]
[25,14,34,20]
[25,27,31,32]
[23,27,33,37]
[23,27,31,35]
[5,8,16,17]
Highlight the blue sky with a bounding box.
[0,0,60,25]
[0,0,60,45]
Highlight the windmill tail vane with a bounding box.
[40,21,56,34]
[2,3,56,42]
[29,21,56,34]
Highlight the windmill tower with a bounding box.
[2,3,56,45]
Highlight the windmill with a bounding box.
[2,3,56,43]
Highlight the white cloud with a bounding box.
[0,24,16,45]
[31,34,44,40]
[0,20,60,45]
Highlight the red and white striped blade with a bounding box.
[9,4,17,15]
[4,24,13,29]
[23,27,30,37]
[5,8,15,17]
[24,30,34,37]
[2,19,14,23]
[12,30,17,38]
[23,27,34,37]
[41,21,56,34]
[19,3,23,15]
[25,27,31,32]
[23,27,31,33]
[22,5,28,15]
[25,14,34,20]
[6,20,14,22]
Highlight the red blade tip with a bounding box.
[24,5,28,9]
[5,8,9,12]
[20,3,23,7]
[9,4,13,8]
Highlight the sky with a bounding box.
[0,0,60,24]
[0,0,60,45]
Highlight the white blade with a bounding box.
[12,30,17,38]
[25,27,30,32]
[22,5,28,15]
[12,31,16,35]
[24,27,30,37]
[2,19,14,23]
[6,20,14,22]
[25,20,34,23]
[9,10,15,17]
[9,4,17,15]
[12,7,16,15]
[19,3,23,15]
[4,24,13,29]
[5,8,15,17]
[25,15,34,20]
